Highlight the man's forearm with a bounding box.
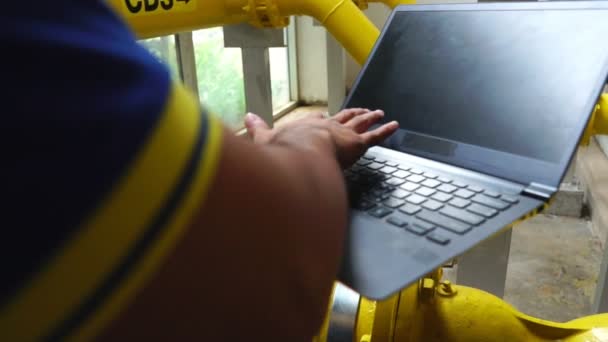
[100,131,349,341]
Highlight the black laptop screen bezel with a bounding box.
[343,1,608,188]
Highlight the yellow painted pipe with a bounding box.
[597,94,608,136]
[108,0,379,64]
[316,276,608,341]
[107,0,250,38]
[368,0,415,8]
[274,0,379,65]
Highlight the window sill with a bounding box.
[234,101,301,136]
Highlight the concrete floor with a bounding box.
[501,214,602,322]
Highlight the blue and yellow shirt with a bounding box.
[0,2,223,340]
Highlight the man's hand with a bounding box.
[244,108,399,168]
[104,108,398,341]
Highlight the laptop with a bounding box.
[339,1,608,300]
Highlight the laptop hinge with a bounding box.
[522,182,557,201]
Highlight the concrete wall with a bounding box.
[295,3,394,104]
[295,16,328,104]
[577,138,608,245]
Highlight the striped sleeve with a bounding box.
[0,2,223,341]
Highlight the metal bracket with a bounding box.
[244,0,290,28]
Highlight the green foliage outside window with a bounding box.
[194,29,246,129]
[139,29,291,130]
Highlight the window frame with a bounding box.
[148,20,300,124]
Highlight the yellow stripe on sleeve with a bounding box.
[69,106,223,342]
[0,83,223,342]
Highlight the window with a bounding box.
[138,36,180,79]
[270,47,291,111]
[139,25,297,130]
[193,28,246,129]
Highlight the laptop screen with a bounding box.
[345,3,608,186]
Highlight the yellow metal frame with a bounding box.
[108,0,608,136]
[108,0,379,64]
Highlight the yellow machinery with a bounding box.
[107,0,608,340]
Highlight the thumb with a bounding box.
[245,113,270,138]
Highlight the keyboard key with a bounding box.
[440,206,485,225]
[454,189,475,199]
[416,210,472,234]
[467,185,484,193]
[363,155,375,160]
[424,172,438,179]
[407,174,426,183]
[407,223,434,236]
[406,194,427,205]
[421,179,441,188]
[386,161,399,167]
[380,166,397,174]
[384,198,405,209]
[401,182,421,192]
[398,165,411,171]
[347,175,361,184]
[387,216,408,228]
[416,187,437,197]
[438,177,452,183]
[369,207,392,218]
[484,190,501,198]
[372,188,389,196]
[391,189,410,199]
[432,192,453,203]
[354,199,376,210]
[472,195,510,210]
[386,178,405,186]
[467,203,498,218]
[437,184,458,194]
[375,158,387,164]
[359,169,376,177]
[368,162,383,170]
[356,159,372,166]
[371,173,387,182]
[351,165,364,173]
[371,194,390,202]
[501,195,519,204]
[363,193,378,202]
[452,181,467,188]
[409,168,424,175]
[427,232,450,245]
[393,170,411,179]
[379,183,395,190]
[449,197,471,209]
[414,220,434,230]
[423,200,444,211]
[399,203,422,215]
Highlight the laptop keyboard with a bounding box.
[346,154,520,246]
